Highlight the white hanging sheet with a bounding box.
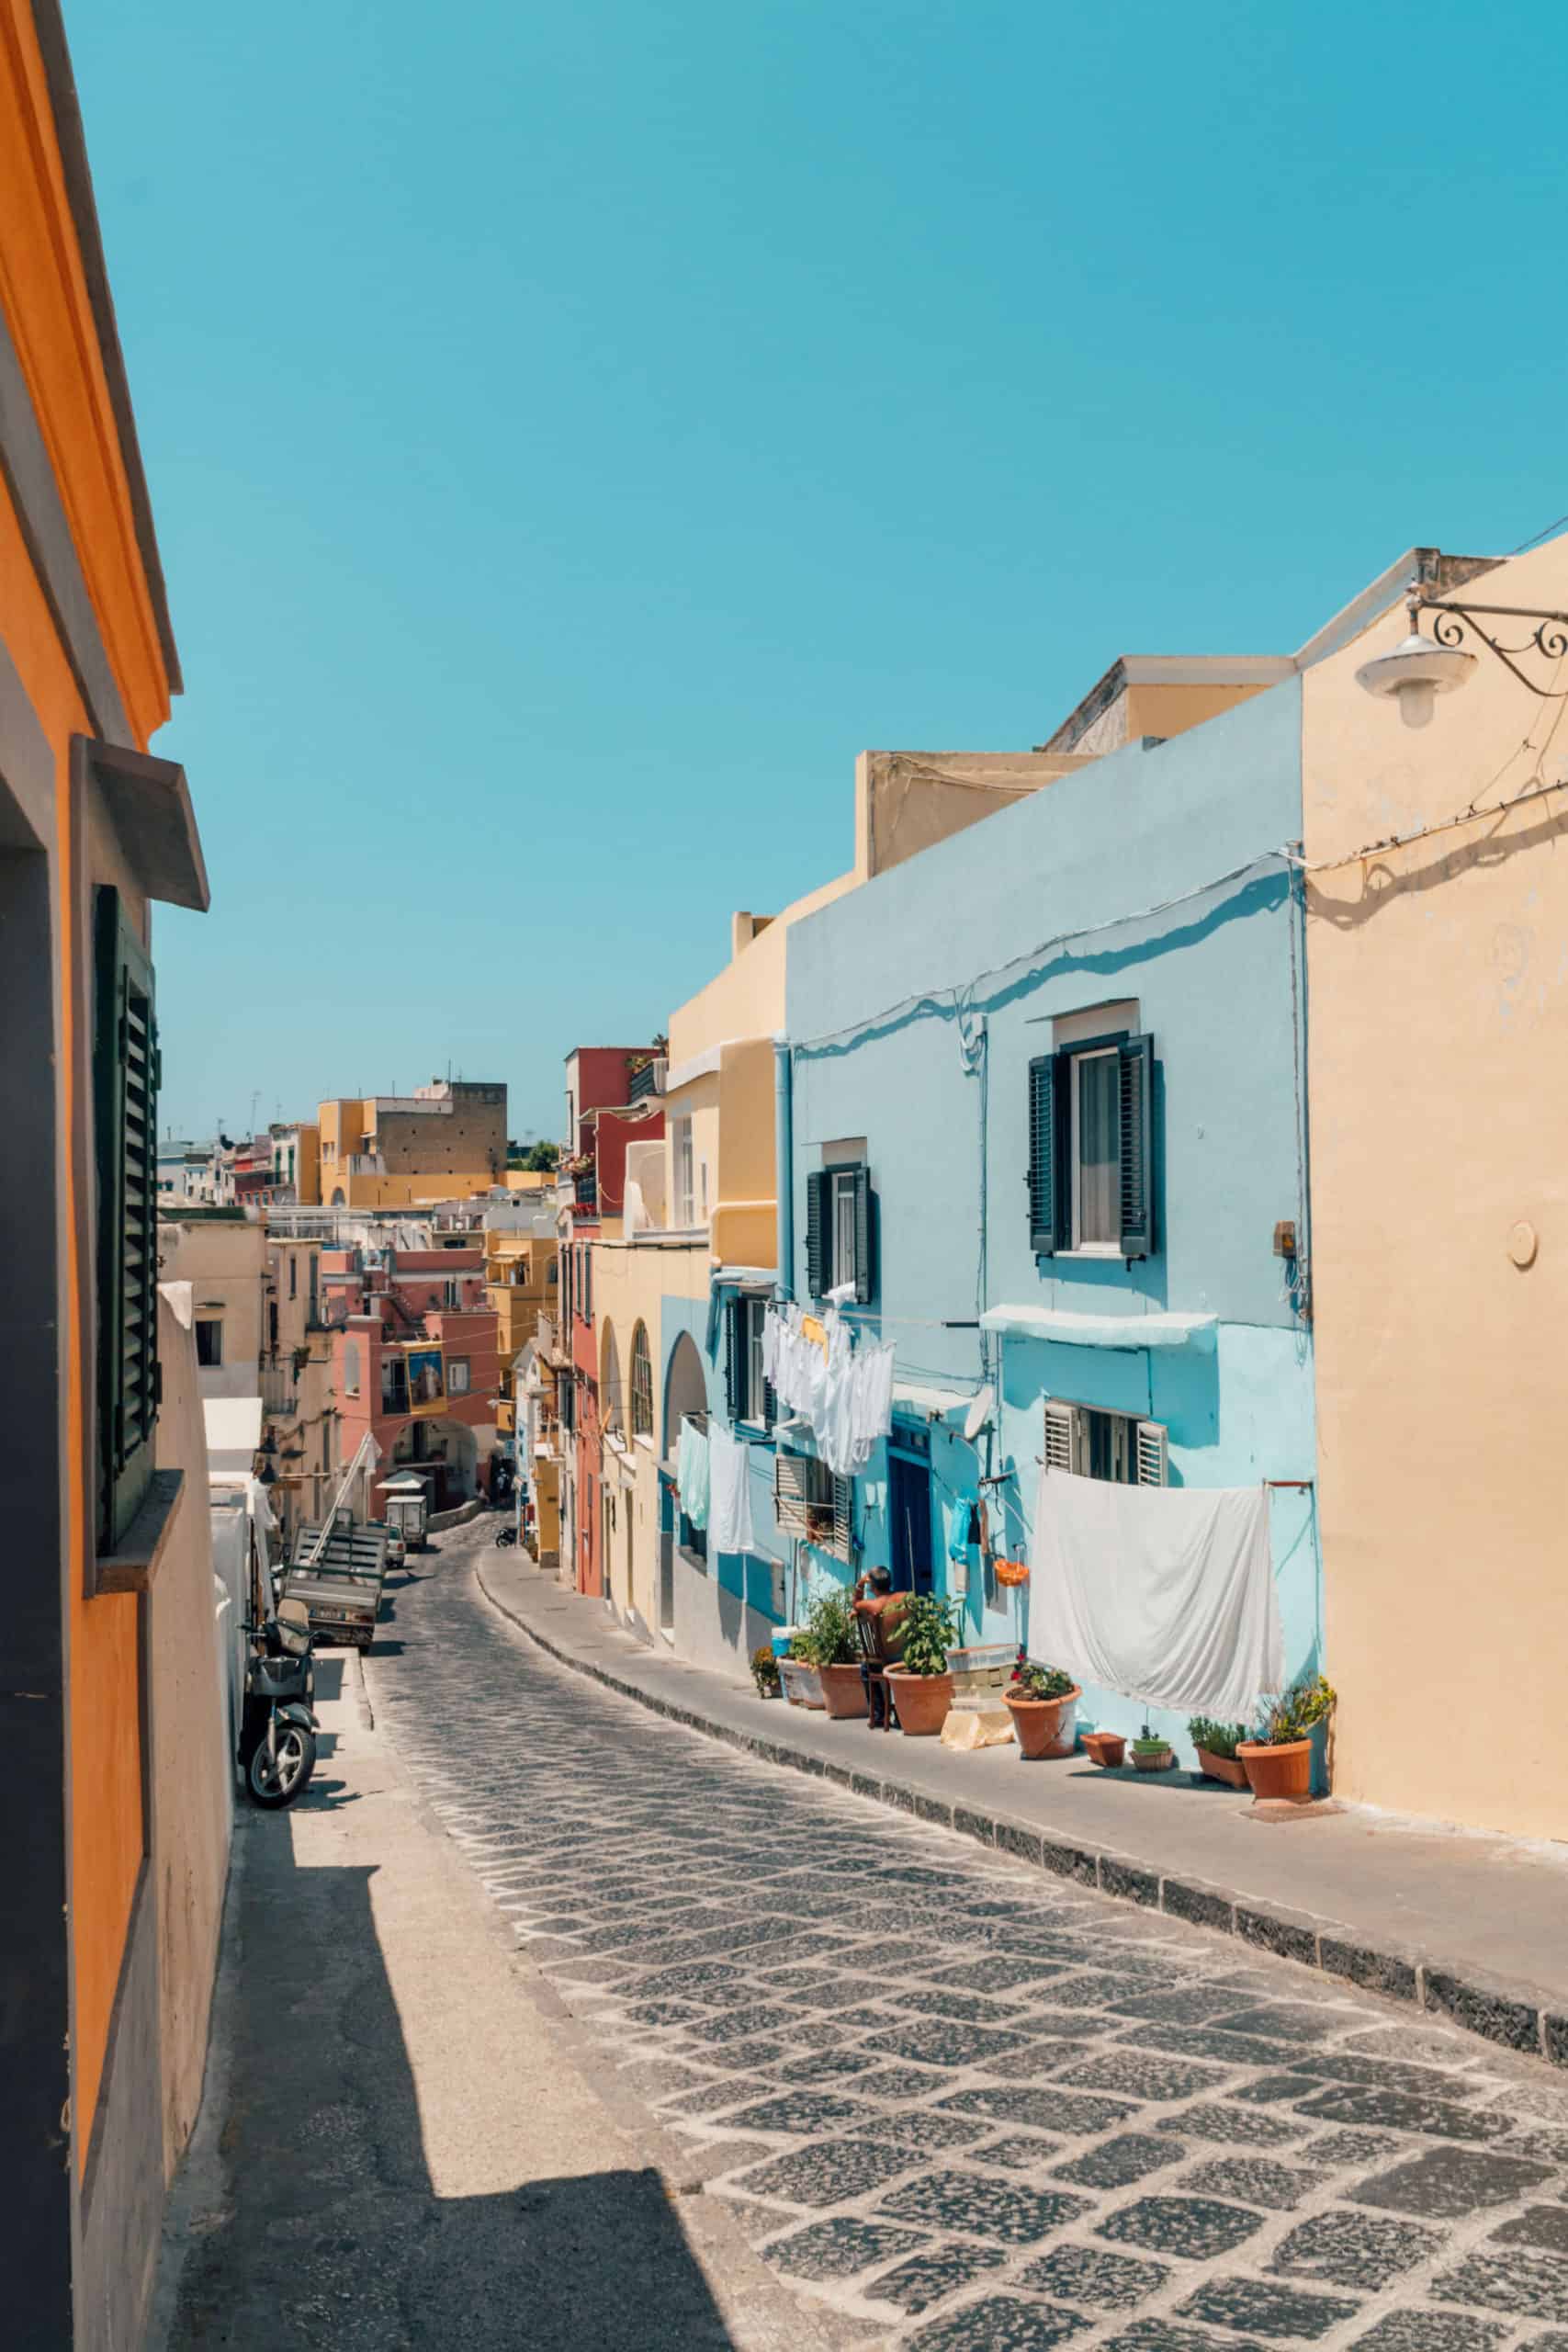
[1029,1466,1281,1721]
[761,1304,894,1476]
[708,1424,757,1556]
[676,1417,710,1532]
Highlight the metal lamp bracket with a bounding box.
[1412,593,1568,697]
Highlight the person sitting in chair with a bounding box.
[852,1566,908,1727]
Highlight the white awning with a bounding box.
[980,1305,1217,1351]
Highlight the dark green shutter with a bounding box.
[1027,1053,1065,1254]
[1118,1034,1155,1259]
[852,1168,874,1305]
[723,1297,742,1421]
[94,887,159,1549]
[805,1170,829,1296]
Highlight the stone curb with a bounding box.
[478,1565,1567,2075]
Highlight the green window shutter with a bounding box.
[723,1297,742,1421]
[1117,1034,1156,1259]
[852,1168,874,1306]
[94,887,159,1550]
[805,1170,829,1296]
[1027,1053,1065,1254]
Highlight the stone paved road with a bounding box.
[368,1534,1568,2352]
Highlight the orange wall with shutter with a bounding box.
[0,0,175,2165]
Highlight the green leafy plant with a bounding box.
[1011,1660,1076,1701]
[750,1645,781,1696]
[1187,1716,1247,1759]
[1254,1674,1337,1746]
[894,1594,957,1678]
[799,1590,859,1668]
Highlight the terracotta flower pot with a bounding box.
[1132,1744,1174,1772]
[887,1669,953,1736]
[1082,1731,1125,1769]
[1004,1686,1082,1760]
[1194,1746,1249,1790]
[818,1661,870,1720]
[1237,1737,1313,1801]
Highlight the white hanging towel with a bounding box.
[1030,1467,1282,1722]
[708,1424,757,1556]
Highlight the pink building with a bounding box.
[333,1305,502,1515]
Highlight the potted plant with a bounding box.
[1004,1657,1081,1760]
[750,1645,782,1700]
[778,1631,827,1709]
[1131,1721,1175,1772]
[802,1593,868,1719]
[886,1595,957,1736]
[1188,1716,1250,1789]
[1237,1675,1337,1801]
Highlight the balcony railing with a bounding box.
[572,1170,598,1210]
[261,1364,298,1417]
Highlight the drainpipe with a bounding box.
[773,1035,794,1301]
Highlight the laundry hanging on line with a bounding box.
[1028,1466,1282,1721]
[762,1300,895,1477]
[707,1423,757,1555]
[676,1415,710,1532]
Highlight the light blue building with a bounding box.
[778,684,1319,1768]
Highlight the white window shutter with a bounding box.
[1043,1399,1079,1473]
[1135,1420,1168,1487]
[774,1451,810,1536]
[830,1475,853,1562]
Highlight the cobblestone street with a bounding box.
[367,1530,1568,2352]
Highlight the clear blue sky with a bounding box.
[71,0,1568,1143]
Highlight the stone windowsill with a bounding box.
[96,1467,185,1595]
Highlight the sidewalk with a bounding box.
[148,1623,853,2351]
[480,1553,1568,2073]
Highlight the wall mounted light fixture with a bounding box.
[1357,583,1568,726]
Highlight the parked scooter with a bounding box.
[240,1598,318,1808]
[493,1521,517,1549]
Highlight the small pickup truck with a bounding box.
[280,1514,390,1648]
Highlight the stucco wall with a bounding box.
[784,684,1318,1766]
[157,1216,266,1399]
[1302,534,1568,1838]
[151,1288,230,2171]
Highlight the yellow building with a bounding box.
[1303,536,1568,1841]
[317,1080,505,1206]
[484,1226,558,1432]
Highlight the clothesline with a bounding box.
[763,1299,895,1476]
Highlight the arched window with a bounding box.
[630,1322,654,1439]
[344,1339,361,1396]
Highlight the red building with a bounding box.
[559,1046,663,1597]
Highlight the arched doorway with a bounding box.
[389,1417,478,1512]
[661,1331,708,1633]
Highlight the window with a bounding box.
[321,1419,333,1474]
[671,1118,694,1227]
[724,1295,773,1427]
[444,1277,460,1308]
[583,1245,592,1322]
[382,1356,409,1414]
[344,1340,361,1396]
[1043,1397,1167,1486]
[774,1451,852,1561]
[1028,1034,1154,1260]
[447,1357,470,1395]
[93,888,160,1549]
[547,1258,558,1285]
[630,1323,654,1438]
[805,1164,874,1302]
[289,1255,298,1300]
[196,1318,223,1367]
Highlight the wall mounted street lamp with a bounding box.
[1357,584,1568,727]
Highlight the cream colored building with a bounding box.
[157,1210,267,1406]
[1302,534,1568,1840]
[259,1231,337,1544]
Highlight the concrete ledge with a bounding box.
[478,1559,1568,2075]
[428,1498,487,1533]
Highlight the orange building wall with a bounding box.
[1,0,177,2166]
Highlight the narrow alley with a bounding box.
[156,1522,1568,2352]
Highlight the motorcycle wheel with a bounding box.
[493,1527,516,1548]
[246,1722,316,1808]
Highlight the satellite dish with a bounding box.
[964,1385,995,1444]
